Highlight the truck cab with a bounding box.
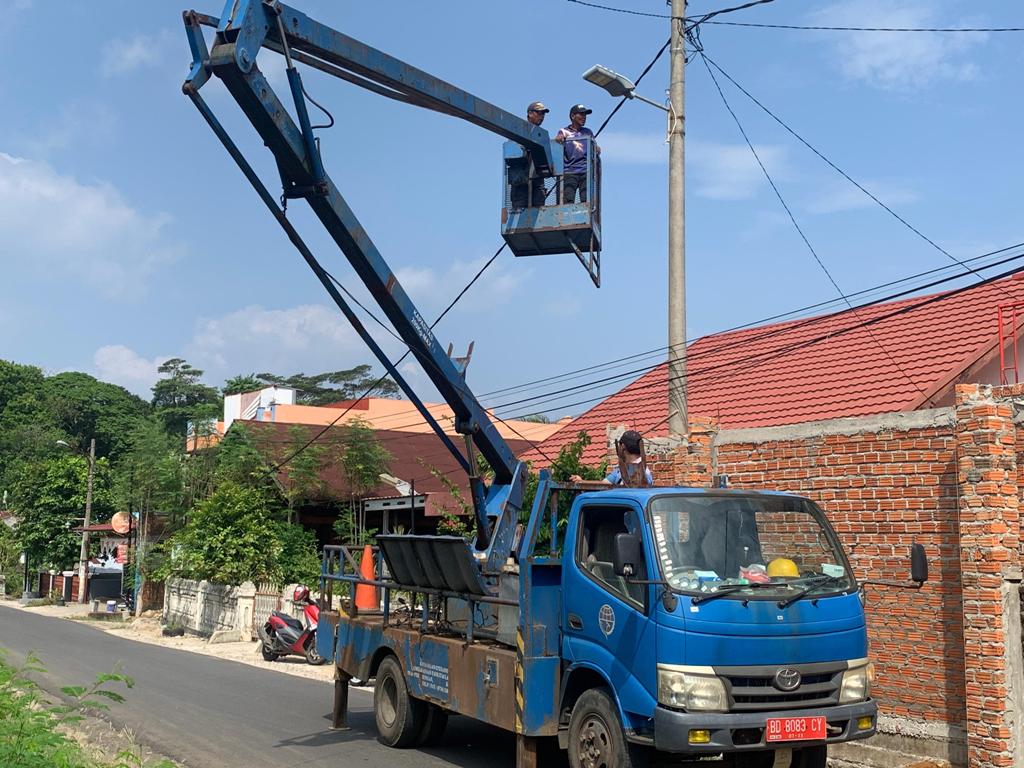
[554,488,876,766]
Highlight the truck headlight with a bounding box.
[657,664,728,712]
[839,660,874,704]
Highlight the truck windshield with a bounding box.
[648,494,854,600]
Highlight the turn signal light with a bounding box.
[688,729,711,744]
[857,716,874,731]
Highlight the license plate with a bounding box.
[765,716,826,743]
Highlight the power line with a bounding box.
[566,0,678,19]
[478,241,1024,400]
[698,51,1010,298]
[492,249,1024,417]
[695,46,930,400]
[565,0,776,22]
[513,261,1024,423]
[704,20,1024,32]
[594,37,671,137]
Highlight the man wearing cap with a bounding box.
[556,104,600,204]
[510,101,551,209]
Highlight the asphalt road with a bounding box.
[0,605,526,768]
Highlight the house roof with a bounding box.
[241,420,517,517]
[526,273,1024,466]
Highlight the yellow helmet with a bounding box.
[766,558,799,578]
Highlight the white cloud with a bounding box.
[0,153,180,297]
[812,1,987,89]
[188,304,360,370]
[805,179,919,214]
[100,32,172,77]
[689,140,788,201]
[93,345,167,396]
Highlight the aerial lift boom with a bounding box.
[182,1,569,565]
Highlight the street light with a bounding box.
[56,438,96,604]
[582,64,669,112]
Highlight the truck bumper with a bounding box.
[652,699,877,754]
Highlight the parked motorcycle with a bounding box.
[257,585,326,666]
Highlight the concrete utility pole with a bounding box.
[667,0,688,437]
[78,438,96,603]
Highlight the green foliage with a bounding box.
[519,413,552,423]
[332,418,391,545]
[420,460,473,539]
[222,374,262,396]
[42,373,151,462]
[150,359,219,438]
[275,522,321,586]
[520,432,608,545]
[212,424,271,489]
[0,650,174,768]
[11,454,115,570]
[281,425,328,509]
[254,366,398,405]
[0,525,20,596]
[155,483,280,584]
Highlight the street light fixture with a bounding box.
[582,64,669,112]
[56,438,96,604]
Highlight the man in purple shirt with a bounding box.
[556,104,600,203]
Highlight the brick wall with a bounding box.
[638,398,1024,765]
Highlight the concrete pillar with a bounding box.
[954,384,1023,768]
[237,581,256,640]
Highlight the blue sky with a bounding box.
[2,0,1022,420]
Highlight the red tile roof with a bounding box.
[526,274,1024,466]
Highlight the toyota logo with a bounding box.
[773,668,801,692]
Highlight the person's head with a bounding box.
[569,103,592,129]
[619,430,643,458]
[527,101,549,126]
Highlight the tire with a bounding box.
[305,641,326,666]
[568,688,635,768]
[374,656,426,748]
[415,703,449,747]
[261,644,279,662]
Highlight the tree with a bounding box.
[255,366,399,405]
[11,454,115,570]
[0,361,59,484]
[222,374,263,396]
[334,418,391,545]
[151,359,220,438]
[519,413,552,424]
[42,372,151,461]
[157,482,281,585]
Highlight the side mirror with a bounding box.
[613,533,641,577]
[910,543,928,584]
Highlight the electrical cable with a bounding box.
[511,261,1024,422]
[594,38,671,138]
[492,250,1024,417]
[478,241,1024,400]
[697,48,931,401]
[703,21,1024,32]
[698,51,1011,298]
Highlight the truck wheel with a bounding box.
[374,656,425,748]
[568,688,635,768]
[792,745,827,768]
[416,703,449,746]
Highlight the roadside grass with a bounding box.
[0,649,176,768]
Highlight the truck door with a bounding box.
[564,503,657,714]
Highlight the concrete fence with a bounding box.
[162,577,303,643]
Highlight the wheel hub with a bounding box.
[576,714,611,768]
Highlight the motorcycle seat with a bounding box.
[272,611,304,630]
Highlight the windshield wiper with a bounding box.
[777,575,848,609]
[690,581,780,606]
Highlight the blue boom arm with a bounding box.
[183,2,539,559]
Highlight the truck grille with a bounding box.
[716,662,844,712]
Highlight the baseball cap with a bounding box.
[569,104,593,116]
[527,101,550,113]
